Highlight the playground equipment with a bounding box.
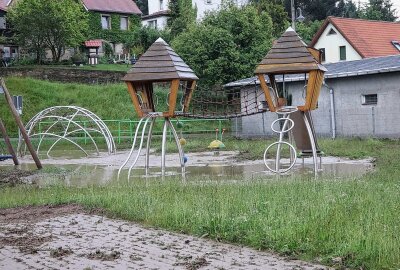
[255,27,327,175]
[18,106,116,158]
[0,78,41,168]
[118,38,198,178]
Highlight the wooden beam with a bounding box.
[165,79,180,117]
[126,82,144,118]
[183,80,196,113]
[0,78,42,169]
[0,118,19,165]
[257,74,276,112]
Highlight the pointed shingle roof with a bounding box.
[255,27,326,74]
[123,38,198,82]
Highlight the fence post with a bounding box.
[129,121,133,142]
[218,120,222,140]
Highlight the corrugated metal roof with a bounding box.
[81,0,142,15]
[123,38,198,82]
[226,54,400,87]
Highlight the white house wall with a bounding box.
[148,0,169,15]
[313,23,362,63]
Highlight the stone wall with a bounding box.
[0,67,126,84]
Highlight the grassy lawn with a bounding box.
[1,77,399,268]
[1,138,400,269]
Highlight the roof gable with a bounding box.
[81,0,141,15]
[311,16,400,58]
[123,38,199,82]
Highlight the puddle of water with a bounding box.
[0,161,371,187]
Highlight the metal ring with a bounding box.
[275,106,298,115]
[271,118,294,134]
[264,141,297,173]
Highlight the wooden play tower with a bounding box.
[255,27,327,175]
[119,38,198,178]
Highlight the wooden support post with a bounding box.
[0,78,42,169]
[0,118,19,165]
[166,79,180,117]
[258,74,276,112]
[183,80,196,113]
[126,82,144,118]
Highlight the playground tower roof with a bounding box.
[122,38,199,82]
[255,27,326,74]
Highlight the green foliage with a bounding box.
[8,0,89,63]
[295,20,323,44]
[167,0,197,37]
[172,4,273,88]
[360,0,397,21]
[87,12,141,44]
[249,0,289,37]
[135,0,148,15]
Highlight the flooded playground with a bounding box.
[0,149,374,187]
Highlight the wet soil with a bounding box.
[0,204,330,270]
[0,170,36,186]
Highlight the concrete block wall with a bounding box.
[238,71,400,138]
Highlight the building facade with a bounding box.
[310,17,400,63]
[227,55,400,138]
[142,0,248,29]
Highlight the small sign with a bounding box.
[13,95,23,115]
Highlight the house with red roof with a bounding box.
[310,16,400,63]
[0,0,18,64]
[81,0,142,60]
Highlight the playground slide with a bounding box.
[289,111,321,155]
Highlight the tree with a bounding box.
[249,0,289,37]
[167,0,197,38]
[8,0,89,63]
[284,0,340,21]
[172,4,273,87]
[361,0,397,21]
[331,0,359,18]
[295,20,323,44]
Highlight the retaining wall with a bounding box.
[0,67,126,84]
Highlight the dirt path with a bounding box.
[0,204,330,270]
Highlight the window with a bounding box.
[0,17,6,30]
[101,15,111,29]
[148,20,157,29]
[160,0,163,10]
[339,46,346,61]
[206,0,212,4]
[120,16,128,30]
[392,40,400,51]
[362,94,377,105]
[319,48,326,62]
[327,28,337,35]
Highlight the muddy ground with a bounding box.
[0,204,330,270]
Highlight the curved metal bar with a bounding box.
[46,128,104,157]
[166,119,185,175]
[264,142,297,173]
[33,115,99,155]
[30,133,88,156]
[19,106,116,156]
[117,116,149,179]
[127,117,152,179]
[161,119,168,176]
[145,118,156,175]
[303,113,318,177]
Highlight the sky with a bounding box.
[358,0,400,17]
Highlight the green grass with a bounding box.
[1,138,400,269]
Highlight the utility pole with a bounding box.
[291,0,296,30]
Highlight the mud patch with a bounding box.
[86,250,121,261]
[0,205,330,270]
[0,170,36,186]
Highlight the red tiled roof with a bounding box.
[310,16,400,58]
[81,0,142,15]
[85,39,102,47]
